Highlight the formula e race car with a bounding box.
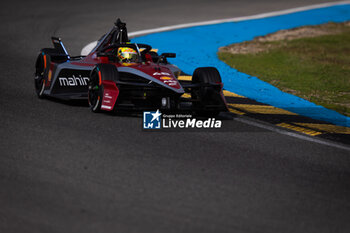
[34,19,227,116]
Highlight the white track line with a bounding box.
[81,1,350,55]
[235,117,350,151]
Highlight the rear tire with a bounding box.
[34,48,66,98]
[34,53,48,98]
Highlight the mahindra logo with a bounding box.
[59,75,89,86]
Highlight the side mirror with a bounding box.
[161,53,176,58]
[157,53,176,64]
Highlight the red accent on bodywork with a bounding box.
[145,54,153,62]
[100,80,119,111]
[99,56,109,63]
[71,53,107,66]
[69,62,96,67]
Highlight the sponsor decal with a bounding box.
[159,76,177,86]
[160,76,172,80]
[153,72,171,76]
[58,75,89,86]
[163,80,177,86]
[143,110,222,130]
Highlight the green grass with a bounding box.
[218,24,350,116]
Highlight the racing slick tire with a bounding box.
[88,64,119,113]
[34,48,68,98]
[34,49,57,98]
[191,67,224,117]
[34,52,47,98]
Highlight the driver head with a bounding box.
[117,47,138,63]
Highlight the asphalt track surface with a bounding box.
[1,1,350,232]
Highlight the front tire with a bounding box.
[88,64,119,113]
[88,68,103,112]
[191,67,224,117]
